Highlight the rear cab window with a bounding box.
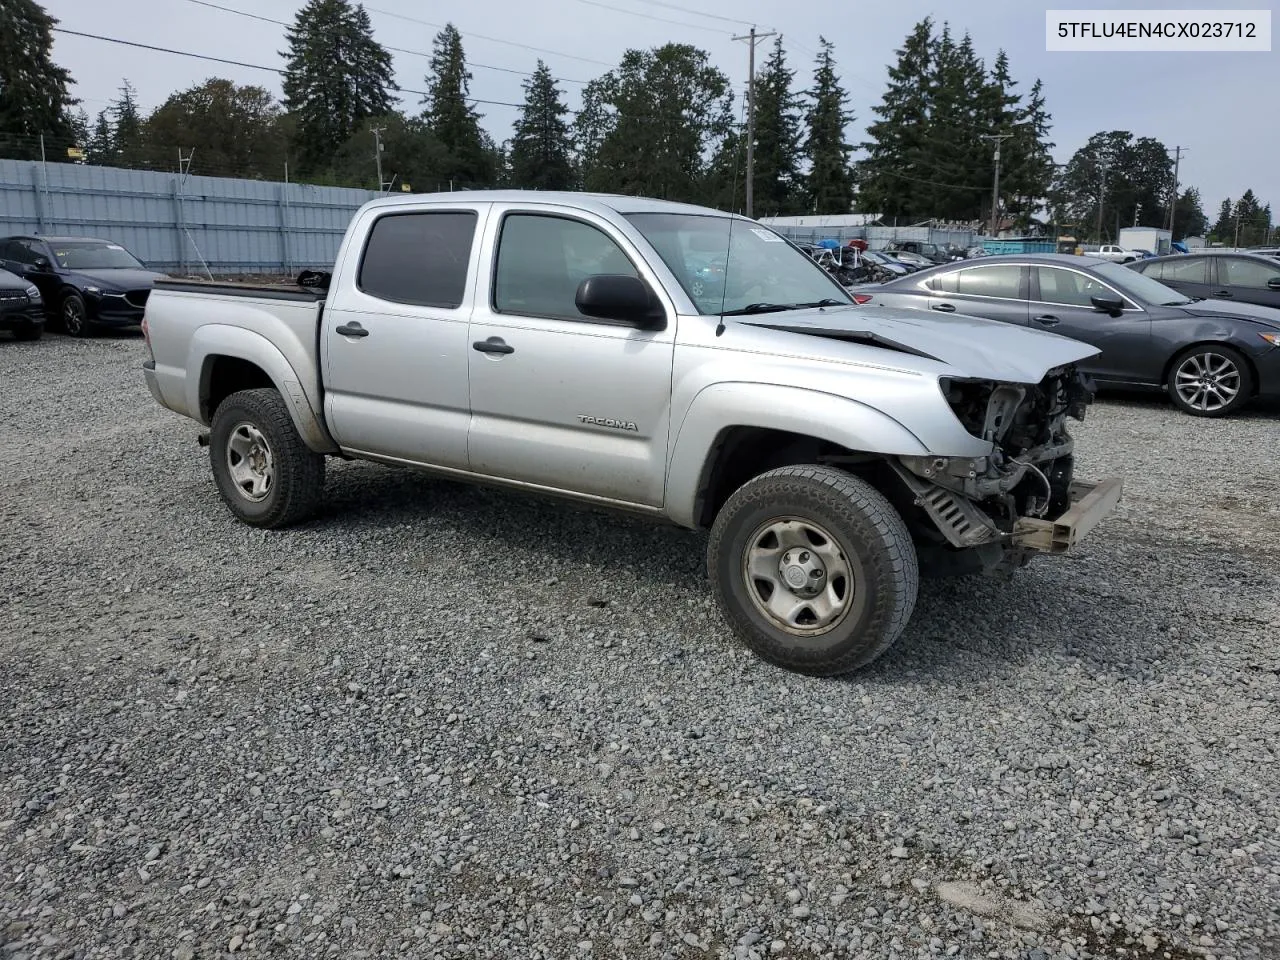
[357,210,479,308]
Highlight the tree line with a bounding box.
[0,0,1272,243]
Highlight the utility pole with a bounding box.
[731,25,777,219]
[980,133,1013,238]
[371,125,385,192]
[1094,160,1109,243]
[1165,145,1184,235]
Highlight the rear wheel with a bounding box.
[708,465,919,676]
[209,388,325,528]
[1166,344,1253,417]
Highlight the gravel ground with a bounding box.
[2,333,1278,960]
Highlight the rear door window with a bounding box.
[357,211,478,308]
[955,265,1024,299]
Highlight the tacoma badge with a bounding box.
[577,415,639,432]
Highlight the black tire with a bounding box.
[209,388,325,528]
[708,465,919,676]
[1165,344,1254,417]
[61,292,91,337]
[11,322,43,341]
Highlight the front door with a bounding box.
[1029,266,1156,384]
[1214,256,1280,309]
[321,204,487,469]
[1146,255,1215,302]
[466,208,677,507]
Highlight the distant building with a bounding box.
[1184,235,1206,250]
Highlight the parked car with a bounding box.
[854,253,1280,417]
[140,190,1121,677]
[883,249,934,271]
[1092,244,1142,264]
[859,251,913,278]
[0,235,167,336]
[0,266,44,341]
[1128,252,1280,311]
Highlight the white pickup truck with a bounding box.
[1092,244,1142,264]
[142,190,1122,676]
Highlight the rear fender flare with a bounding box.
[188,324,338,453]
[664,381,933,528]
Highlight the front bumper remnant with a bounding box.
[1010,477,1123,554]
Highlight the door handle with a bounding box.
[931,303,956,313]
[1033,315,1060,326]
[472,336,514,355]
[335,322,369,338]
[1213,291,1233,297]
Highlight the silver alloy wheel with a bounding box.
[63,298,85,334]
[1174,351,1241,413]
[225,422,275,502]
[742,516,854,636]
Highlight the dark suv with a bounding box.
[0,236,167,337]
[0,266,44,340]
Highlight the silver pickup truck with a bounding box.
[142,191,1122,676]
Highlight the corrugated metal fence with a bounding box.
[0,159,381,274]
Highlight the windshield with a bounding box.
[51,241,144,270]
[624,213,852,315]
[1091,261,1194,305]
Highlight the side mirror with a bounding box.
[575,274,664,329]
[1267,277,1280,290]
[1090,294,1125,316]
[30,257,51,272]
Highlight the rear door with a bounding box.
[1029,266,1156,383]
[1213,256,1280,309]
[321,203,488,469]
[926,263,1031,326]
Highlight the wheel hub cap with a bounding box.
[743,517,853,636]
[1175,353,1240,412]
[226,423,274,502]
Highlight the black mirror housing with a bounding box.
[1090,294,1124,315]
[576,275,665,329]
[31,257,51,271]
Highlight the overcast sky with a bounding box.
[44,0,1276,215]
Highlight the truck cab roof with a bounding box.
[357,190,749,220]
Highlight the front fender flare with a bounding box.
[664,381,934,528]
[188,324,338,454]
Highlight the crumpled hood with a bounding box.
[737,304,1100,384]
[71,268,167,290]
[1170,297,1280,329]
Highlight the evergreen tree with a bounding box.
[282,0,396,175]
[1005,77,1055,227]
[0,0,78,159]
[925,27,991,220]
[110,81,145,167]
[856,18,934,220]
[1050,131,1172,241]
[1230,189,1271,246]
[1171,187,1206,240]
[327,112,448,190]
[508,60,573,191]
[803,37,854,215]
[87,109,115,165]
[582,44,733,203]
[702,127,746,212]
[422,24,492,187]
[749,38,803,216]
[571,78,614,188]
[67,109,91,162]
[1209,198,1234,242]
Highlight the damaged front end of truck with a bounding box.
[890,364,1123,577]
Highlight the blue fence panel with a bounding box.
[0,159,380,274]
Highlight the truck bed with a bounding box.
[153,278,326,302]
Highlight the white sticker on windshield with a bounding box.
[749,227,783,242]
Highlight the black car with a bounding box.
[1127,252,1280,311]
[855,253,1280,417]
[0,236,167,337]
[0,266,44,341]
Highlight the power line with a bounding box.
[362,6,614,67]
[179,0,589,84]
[629,0,756,27]
[566,0,731,34]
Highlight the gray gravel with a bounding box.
[2,332,1279,960]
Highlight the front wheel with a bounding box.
[1166,344,1253,417]
[61,293,90,337]
[708,465,919,676]
[209,388,325,528]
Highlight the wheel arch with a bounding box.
[1161,339,1260,399]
